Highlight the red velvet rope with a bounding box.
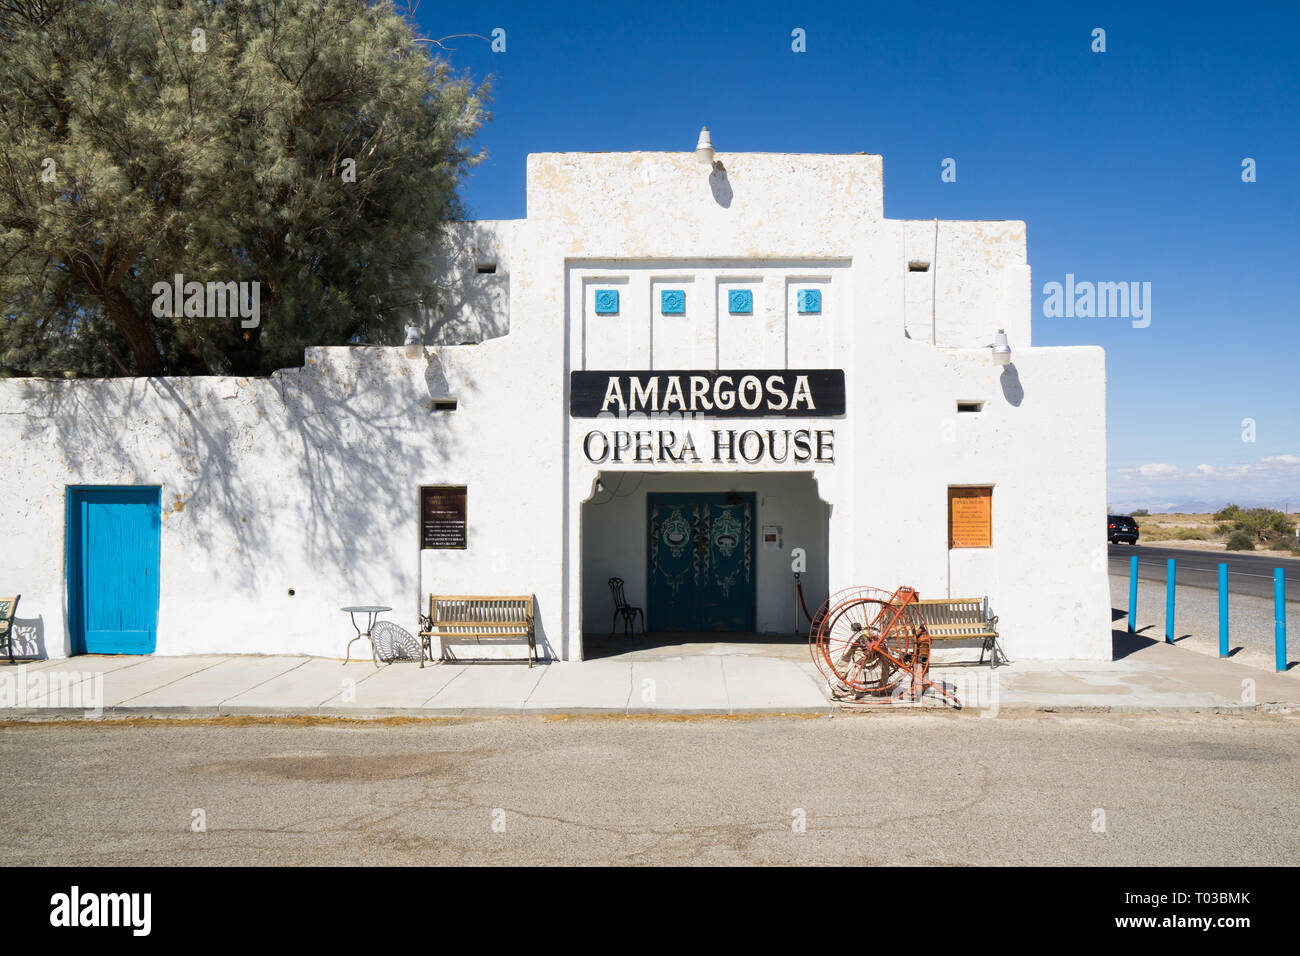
[795,577,818,626]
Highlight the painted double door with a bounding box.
[647,493,755,632]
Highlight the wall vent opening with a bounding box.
[957,401,984,413]
[908,260,931,272]
[431,398,458,411]
[475,262,497,274]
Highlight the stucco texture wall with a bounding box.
[2,149,1110,664]
[545,153,1106,661]
[2,344,564,659]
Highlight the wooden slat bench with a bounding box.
[419,595,537,668]
[915,597,1006,667]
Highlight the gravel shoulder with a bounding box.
[1110,574,1297,673]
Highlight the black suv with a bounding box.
[1108,514,1140,545]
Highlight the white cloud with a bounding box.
[1111,452,1300,510]
[1137,463,1178,477]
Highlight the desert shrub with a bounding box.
[1269,538,1296,551]
[1225,531,1255,551]
[1256,510,1295,535]
[1176,529,1206,540]
[1214,522,1234,535]
[1214,505,1295,541]
[1131,509,1149,516]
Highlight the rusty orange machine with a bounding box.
[809,586,959,706]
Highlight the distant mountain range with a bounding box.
[1108,495,1298,515]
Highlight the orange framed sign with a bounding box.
[948,486,992,548]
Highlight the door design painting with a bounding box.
[67,487,161,654]
[647,493,755,631]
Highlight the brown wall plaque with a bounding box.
[948,487,992,548]
[421,486,467,549]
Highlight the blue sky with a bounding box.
[415,0,1299,512]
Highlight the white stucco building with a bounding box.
[1,143,1111,663]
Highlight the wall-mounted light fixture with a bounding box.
[991,329,1012,366]
[695,126,715,166]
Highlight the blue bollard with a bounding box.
[1219,564,1229,658]
[1165,558,1176,644]
[1129,555,1138,634]
[1277,569,1288,673]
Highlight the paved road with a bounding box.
[1109,544,1299,601]
[1,714,1296,865]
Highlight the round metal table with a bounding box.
[341,606,392,665]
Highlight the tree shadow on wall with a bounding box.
[15,348,477,601]
[417,226,510,346]
[425,272,509,346]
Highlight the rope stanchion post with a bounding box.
[793,572,801,636]
[794,573,819,630]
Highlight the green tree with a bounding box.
[0,0,488,376]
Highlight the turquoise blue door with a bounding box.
[67,487,161,654]
[647,493,755,631]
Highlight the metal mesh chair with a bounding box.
[369,621,422,664]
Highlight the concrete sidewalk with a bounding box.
[0,631,1295,719]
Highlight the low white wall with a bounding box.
[2,344,566,660]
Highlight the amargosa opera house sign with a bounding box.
[571,369,844,465]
